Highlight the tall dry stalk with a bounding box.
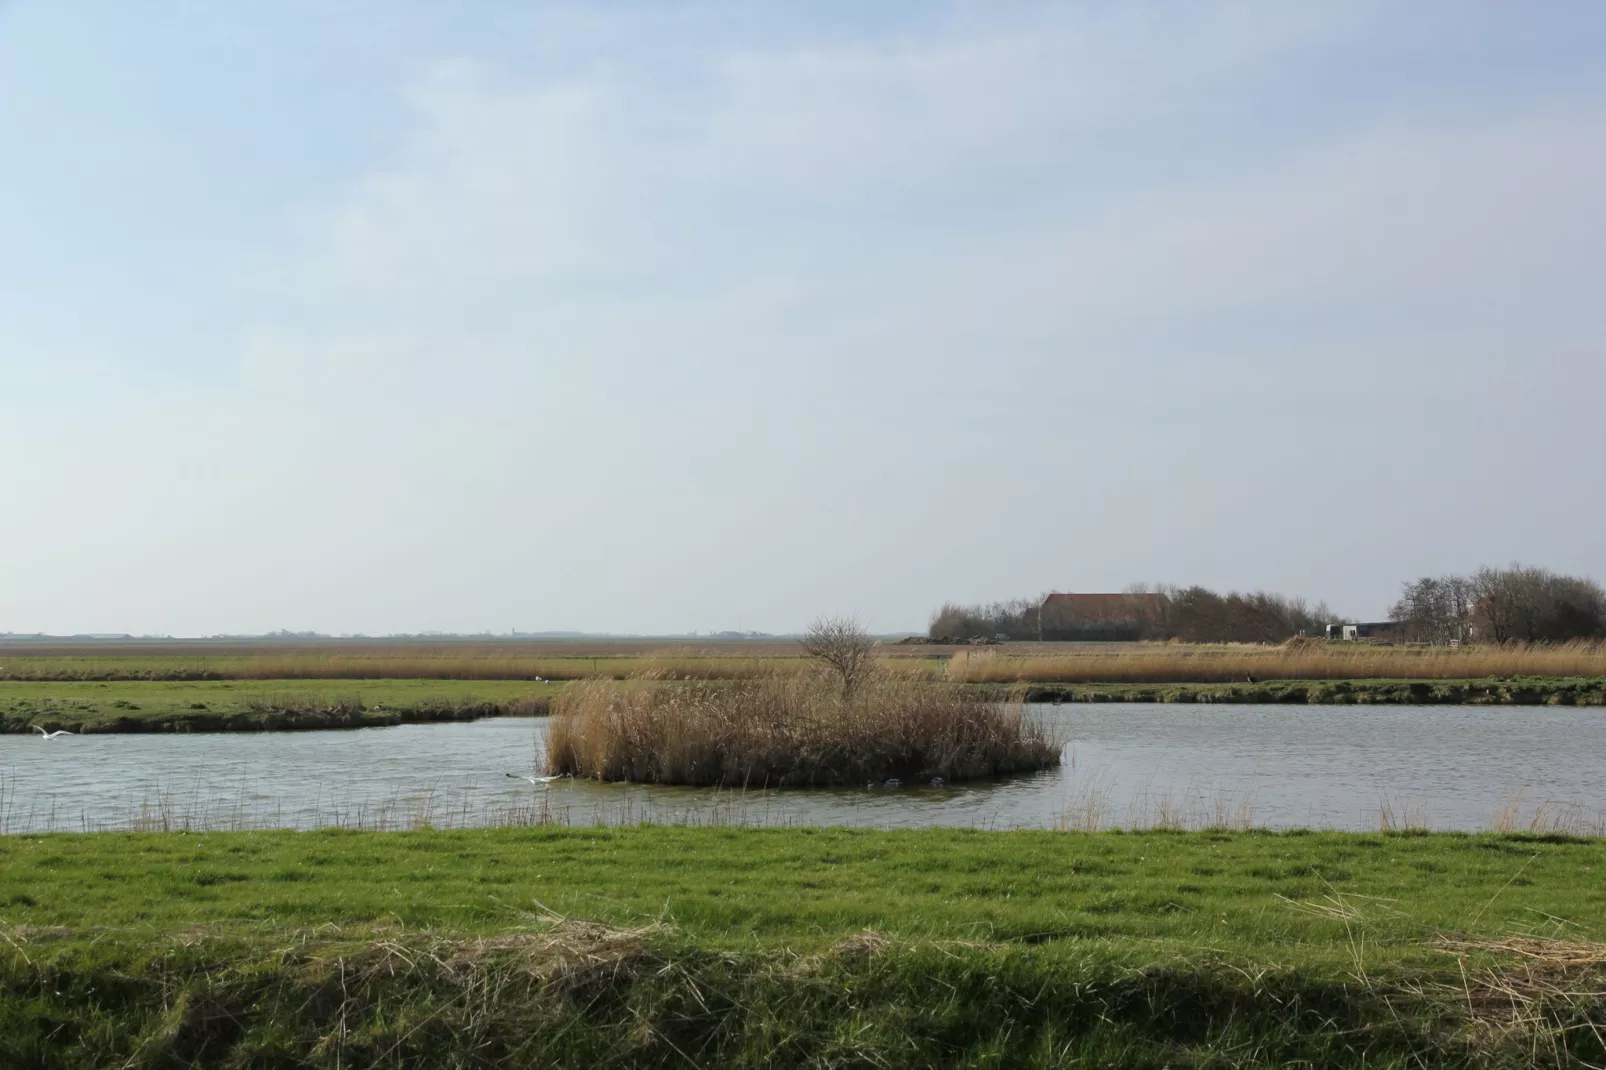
[626,651,793,681]
[546,672,1059,786]
[943,639,1606,684]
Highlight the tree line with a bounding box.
[928,586,1331,644]
[1150,587,1332,644]
[1389,565,1605,643]
[930,565,1605,644]
[928,598,1045,643]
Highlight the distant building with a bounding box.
[1324,621,1403,641]
[1038,592,1168,641]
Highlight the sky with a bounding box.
[2,1,1604,636]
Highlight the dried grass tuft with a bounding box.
[832,930,891,959]
[1433,935,1606,1062]
[546,672,1061,786]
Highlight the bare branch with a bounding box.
[801,616,875,696]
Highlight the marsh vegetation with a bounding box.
[546,673,1060,786]
[0,679,559,733]
[545,617,1062,787]
[8,637,1606,688]
[943,638,1606,684]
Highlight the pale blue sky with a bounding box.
[3,2,1603,635]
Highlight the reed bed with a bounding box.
[625,651,815,680]
[546,673,1060,787]
[946,639,1606,684]
[12,639,1604,686]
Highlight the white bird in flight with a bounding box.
[506,772,569,785]
[28,725,74,740]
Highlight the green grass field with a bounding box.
[0,679,561,733]
[6,673,1604,736]
[2,827,1603,1066]
[0,652,832,683]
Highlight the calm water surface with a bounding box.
[1,705,1601,833]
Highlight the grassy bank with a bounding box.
[0,827,1602,1066]
[0,679,559,734]
[5,673,1603,736]
[1006,676,1606,706]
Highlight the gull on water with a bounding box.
[28,725,75,740]
[506,773,569,785]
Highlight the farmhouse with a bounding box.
[1038,592,1168,641]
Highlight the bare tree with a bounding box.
[1395,566,1605,643]
[1471,564,1605,642]
[802,615,876,696]
[1390,576,1469,643]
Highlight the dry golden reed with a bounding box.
[546,673,1060,787]
[9,639,1604,686]
[944,640,1606,685]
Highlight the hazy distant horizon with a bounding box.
[0,569,1574,639]
[4,2,1603,636]
[0,629,805,641]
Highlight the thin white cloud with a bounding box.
[253,15,1606,407]
[3,2,1603,633]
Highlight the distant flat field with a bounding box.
[0,637,1145,659]
[0,638,859,682]
[2,637,1603,684]
[0,638,954,682]
[0,637,819,658]
[0,678,562,732]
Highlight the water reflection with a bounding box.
[1,705,1602,834]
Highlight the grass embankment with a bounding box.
[0,680,560,734]
[548,675,1060,786]
[6,672,1603,736]
[1,828,1603,1066]
[1003,677,1606,706]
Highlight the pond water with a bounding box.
[1,705,1602,834]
